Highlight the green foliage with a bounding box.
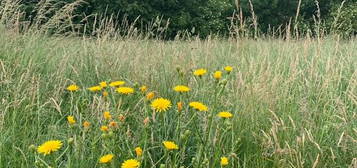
[2,0,356,38]
[329,2,357,37]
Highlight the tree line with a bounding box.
[2,0,356,38]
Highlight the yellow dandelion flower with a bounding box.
[135,147,143,157]
[99,154,114,163]
[102,91,109,97]
[103,111,112,120]
[37,140,62,155]
[217,111,233,118]
[121,159,140,168]
[146,92,155,100]
[101,126,109,132]
[224,66,233,73]
[109,121,118,127]
[99,81,107,88]
[116,87,135,95]
[194,68,207,77]
[67,116,76,125]
[189,102,208,111]
[213,71,222,80]
[177,102,183,112]
[66,84,79,92]
[163,141,179,150]
[140,85,147,92]
[109,81,126,87]
[83,121,90,128]
[88,86,102,92]
[220,157,229,166]
[173,85,190,93]
[151,98,172,112]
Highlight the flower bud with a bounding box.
[67,138,74,144]
[28,144,36,152]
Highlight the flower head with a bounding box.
[146,92,155,100]
[213,71,222,80]
[99,81,107,88]
[67,116,76,125]
[37,140,62,155]
[140,85,147,92]
[109,81,126,87]
[151,98,172,112]
[189,102,208,111]
[135,147,143,157]
[173,85,190,93]
[118,114,126,122]
[99,154,114,163]
[109,121,118,128]
[116,87,134,95]
[143,117,150,125]
[194,68,207,77]
[102,91,109,97]
[177,102,183,112]
[67,84,79,92]
[224,66,233,73]
[163,141,179,150]
[83,121,90,128]
[121,159,140,168]
[217,111,233,118]
[220,157,229,166]
[88,86,102,92]
[101,126,109,132]
[103,111,112,120]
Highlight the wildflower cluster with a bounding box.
[36,66,235,167]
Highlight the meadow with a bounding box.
[0,26,356,168]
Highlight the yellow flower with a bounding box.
[88,86,102,92]
[103,111,112,120]
[101,126,109,132]
[116,87,135,95]
[193,68,207,77]
[67,116,76,125]
[140,85,147,92]
[151,98,172,112]
[37,140,62,155]
[121,159,140,168]
[177,102,183,112]
[99,154,114,163]
[66,84,79,92]
[83,121,90,128]
[103,91,109,97]
[224,66,233,73]
[99,81,107,88]
[220,157,229,166]
[213,71,222,80]
[109,81,126,87]
[189,102,208,111]
[135,147,143,157]
[163,141,179,150]
[217,111,233,118]
[146,92,155,100]
[173,85,190,93]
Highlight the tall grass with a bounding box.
[0,1,356,168]
[0,26,356,167]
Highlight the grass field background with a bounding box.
[0,27,356,167]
